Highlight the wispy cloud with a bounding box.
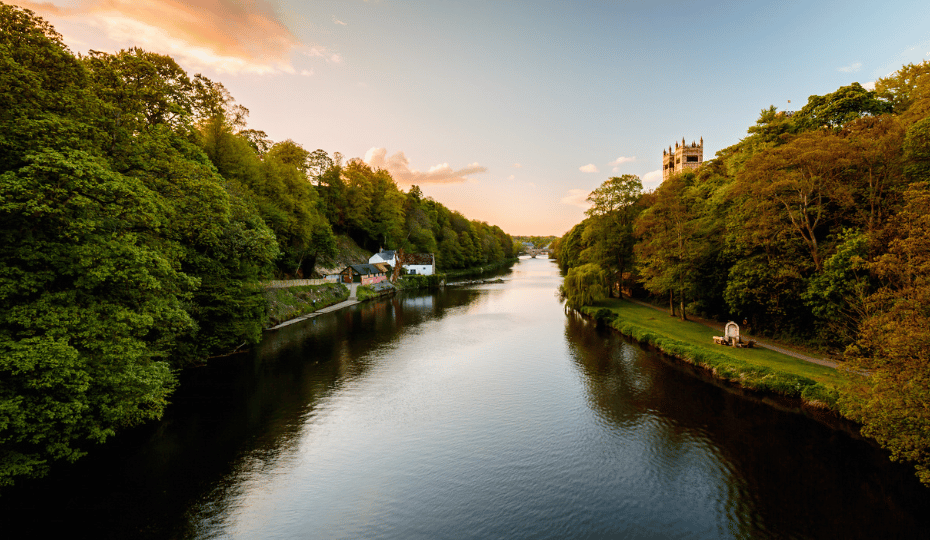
[332,15,347,26]
[579,164,599,173]
[365,148,487,185]
[560,189,592,209]
[862,81,876,91]
[513,163,523,168]
[609,156,635,173]
[508,174,515,180]
[838,62,862,73]
[15,0,339,74]
[608,156,635,166]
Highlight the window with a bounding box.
[686,155,699,162]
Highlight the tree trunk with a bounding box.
[679,272,687,321]
[669,290,675,317]
[617,255,624,298]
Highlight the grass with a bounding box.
[584,298,844,408]
[355,285,378,301]
[263,283,349,327]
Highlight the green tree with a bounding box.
[634,172,704,319]
[582,174,643,297]
[267,139,311,177]
[561,263,609,309]
[0,5,183,484]
[794,82,891,131]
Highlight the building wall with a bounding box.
[404,264,434,276]
[361,274,386,286]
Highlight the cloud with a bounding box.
[862,81,876,91]
[608,156,635,166]
[579,164,599,173]
[513,163,523,168]
[15,0,338,75]
[364,148,487,185]
[560,189,592,210]
[508,175,515,180]
[642,169,663,190]
[332,15,347,26]
[838,62,862,73]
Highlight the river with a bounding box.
[3,257,930,539]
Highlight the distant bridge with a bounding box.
[525,248,552,258]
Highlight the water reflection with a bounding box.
[562,308,930,539]
[2,259,929,540]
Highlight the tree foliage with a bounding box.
[0,4,517,488]
[553,60,930,485]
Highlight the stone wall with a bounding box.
[264,277,338,289]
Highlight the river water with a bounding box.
[4,257,930,538]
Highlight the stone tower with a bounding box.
[662,137,703,182]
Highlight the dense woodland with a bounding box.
[0,5,514,487]
[556,61,930,484]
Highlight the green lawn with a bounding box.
[591,299,842,386]
[584,299,845,407]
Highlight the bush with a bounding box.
[397,274,444,290]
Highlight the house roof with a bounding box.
[403,253,434,265]
[373,250,396,260]
[347,264,385,275]
[372,262,392,273]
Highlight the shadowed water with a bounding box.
[3,258,929,538]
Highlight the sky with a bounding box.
[11,0,930,235]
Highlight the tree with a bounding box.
[737,130,855,272]
[307,149,333,185]
[874,60,930,118]
[267,139,311,177]
[561,264,609,309]
[583,174,643,297]
[0,5,183,483]
[634,172,704,319]
[794,82,891,131]
[842,185,930,486]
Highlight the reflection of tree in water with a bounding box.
[563,311,930,538]
[181,287,490,534]
[2,288,492,539]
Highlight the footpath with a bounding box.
[266,283,360,331]
[626,297,839,369]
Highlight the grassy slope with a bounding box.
[263,283,349,327]
[313,234,371,276]
[585,298,844,407]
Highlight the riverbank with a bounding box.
[581,299,843,410]
[263,283,350,329]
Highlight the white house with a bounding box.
[369,249,396,267]
[403,253,436,276]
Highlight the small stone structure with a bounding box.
[662,137,704,182]
[713,321,755,348]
